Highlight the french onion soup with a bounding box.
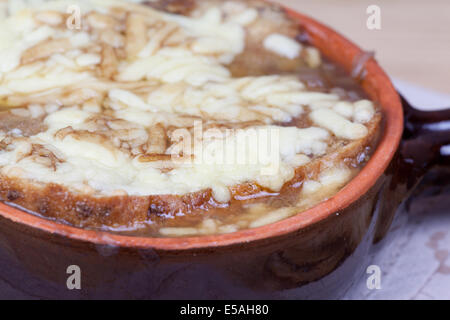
[0,0,382,237]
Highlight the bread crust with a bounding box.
[0,113,381,229]
[0,0,383,231]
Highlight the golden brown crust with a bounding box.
[0,0,383,232]
[0,113,381,229]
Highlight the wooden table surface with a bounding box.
[275,0,450,95]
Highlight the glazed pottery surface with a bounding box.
[0,6,448,299]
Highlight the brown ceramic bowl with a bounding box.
[0,5,448,299]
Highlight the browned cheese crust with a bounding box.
[0,113,381,229]
[0,0,383,231]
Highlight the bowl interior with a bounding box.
[0,7,403,250]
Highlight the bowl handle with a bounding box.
[373,95,449,242]
[400,94,450,188]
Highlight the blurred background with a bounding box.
[275,0,450,95]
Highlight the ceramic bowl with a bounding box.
[0,5,448,299]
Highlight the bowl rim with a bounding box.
[0,6,403,251]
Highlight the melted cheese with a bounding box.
[263,33,302,59]
[0,104,333,201]
[163,7,246,64]
[310,109,369,140]
[0,0,249,94]
[0,0,377,203]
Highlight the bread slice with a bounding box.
[0,113,381,230]
[0,0,382,234]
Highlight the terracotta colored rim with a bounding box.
[0,7,403,250]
